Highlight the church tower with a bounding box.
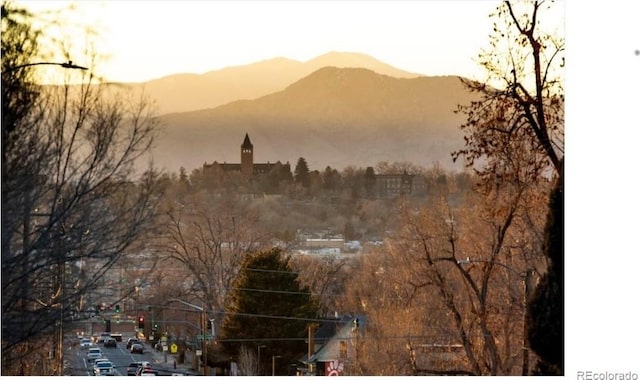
[241,133,254,177]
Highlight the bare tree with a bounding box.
[1,4,161,374]
[342,170,549,375]
[157,195,271,315]
[236,344,258,375]
[454,0,564,181]
[290,254,350,316]
[452,2,564,373]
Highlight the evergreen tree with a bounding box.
[527,159,564,375]
[364,166,376,198]
[294,157,310,188]
[220,248,319,375]
[322,166,341,191]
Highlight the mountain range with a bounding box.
[127,52,478,174]
[125,52,421,115]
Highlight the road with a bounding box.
[66,335,188,376]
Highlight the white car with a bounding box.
[93,360,115,376]
[93,358,110,368]
[80,338,93,349]
[87,347,102,362]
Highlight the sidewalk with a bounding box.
[149,347,199,376]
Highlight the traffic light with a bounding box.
[152,322,158,332]
[138,315,145,329]
[115,304,120,313]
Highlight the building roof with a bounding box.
[300,314,366,364]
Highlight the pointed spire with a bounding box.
[242,133,253,149]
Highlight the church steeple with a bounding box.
[241,133,253,177]
[242,133,253,150]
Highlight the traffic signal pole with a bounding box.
[166,299,208,376]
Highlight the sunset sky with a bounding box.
[16,0,564,83]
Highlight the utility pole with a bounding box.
[201,303,208,376]
[56,219,66,375]
[307,323,317,375]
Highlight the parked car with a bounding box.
[126,338,141,349]
[130,343,144,354]
[93,360,115,376]
[103,338,117,348]
[87,347,102,362]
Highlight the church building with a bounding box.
[203,133,291,179]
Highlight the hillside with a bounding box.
[150,67,476,174]
[119,52,421,114]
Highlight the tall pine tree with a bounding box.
[220,248,319,375]
[294,157,310,188]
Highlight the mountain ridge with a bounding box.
[123,51,421,115]
[150,66,476,174]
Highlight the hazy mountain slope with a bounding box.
[124,52,420,114]
[151,67,476,174]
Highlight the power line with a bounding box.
[243,267,299,275]
[231,287,312,296]
[214,311,336,324]
[215,334,464,343]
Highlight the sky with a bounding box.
[11,0,640,375]
[15,0,563,83]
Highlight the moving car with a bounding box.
[133,362,152,376]
[94,358,110,365]
[103,337,117,348]
[87,347,102,362]
[96,332,111,344]
[136,366,158,376]
[126,338,141,349]
[126,362,144,376]
[93,358,110,372]
[93,360,115,376]
[80,338,93,349]
[130,343,144,354]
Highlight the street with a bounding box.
[65,334,192,376]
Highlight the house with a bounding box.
[296,315,366,376]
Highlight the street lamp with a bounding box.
[457,258,535,375]
[167,299,208,376]
[271,355,281,376]
[4,60,88,73]
[257,345,267,375]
